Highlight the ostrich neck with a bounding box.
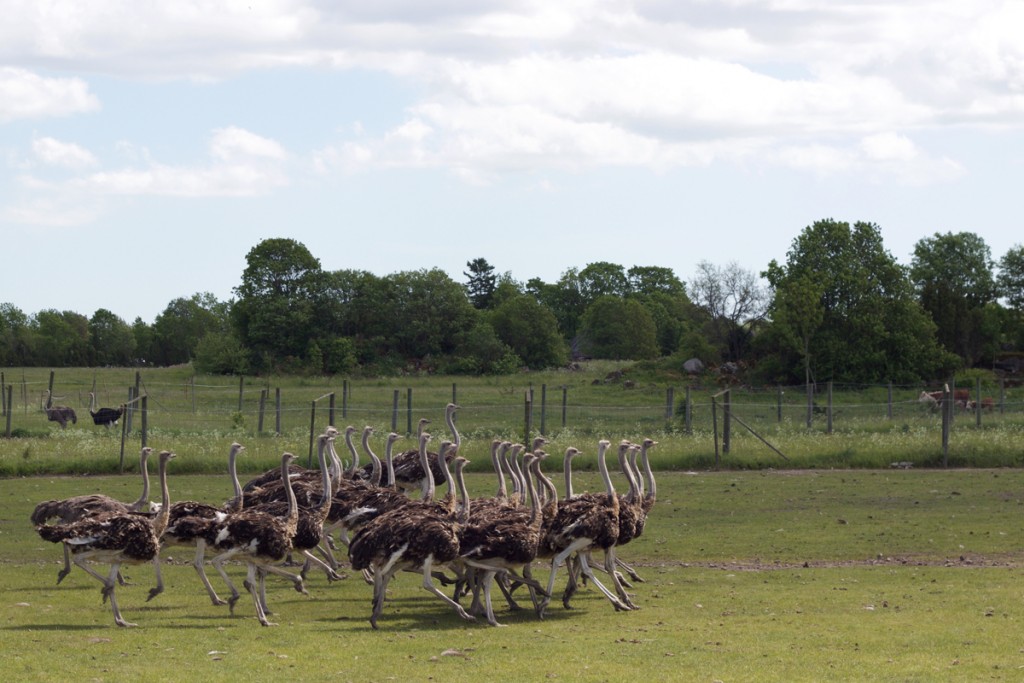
[326,438,343,493]
[362,431,381,486]
[597,442,615,498]
[153,455,172,536]
[438,444,457,514]
[641,443,656,502]
[525,459,540,526]
[629,449,644,499]
[282,456,299,530]
[446,405,460,450]
[315,437,332,516]
[454,460,470,524]
[130,449,151,511]
[227,445,243,511]
[385,437,397,489]
[344,430,359,477]
[418,435,434,501]
[563,451,574,499]
[492,442,507,498]
[619,446,638,503]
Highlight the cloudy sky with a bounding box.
[2,1,1022,324]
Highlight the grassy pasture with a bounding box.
[4,468,1024,681]
[3,365,1024,476]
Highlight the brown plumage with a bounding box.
[42,391,76,429]
[347,432,474,629]
[35,450,175,628]
[32,446,153,585]
[202,452,303,626]
[158,442,246,605]
[538,439,631,616]
[459,452,547,626]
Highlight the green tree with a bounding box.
[911,232,997,366]
[449,320,521,374]
[192,331,250,374]
[578,296,658,360]
[386,268,477,361]
[489,295,568,369]
[232,238,323,371]
[463,257,498,309]
[579,262,629,302]
[0,303,34,366]
[527,270,586,340]
[151,293,228,365]
[997,245,1024,349]
[764,219,954,383]
[33,310,90,366]
[627,266,685,296]
[88,309,137,366]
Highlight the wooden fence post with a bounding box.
[308,400,317,468]
[329,392,336,427]
[540,384,547,436]
[391,390,400,433]
[827,381,833,435]
[806,381,813,429]
[711,395,719,469]
[777,386,783,423]
[342,379,348,419]
[258,389,267,434]
[275,388,281,436]
[975,377,982,427]
[523,391,532,446]
[941,384,951,467]
[5,385,12,437]
[561,386,568,429]
[723,389,731,455]
[685,386,692,434]
[46,370,55,408]
[407,388,413,436]
[887,381,893,420]
[140,395,148,448]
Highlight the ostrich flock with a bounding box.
[31,403,658,629]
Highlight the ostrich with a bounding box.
[239,426,340,495]
[42,391,76,429]
[32,446,153,585]
[88,391,125,429]
[563,441,643,609]
[202,452,303,626]
[538,439,630,617]
[35,450,175,628]
[348,432,474,629]
[459,451,548,626]
[389,404,460,492]
[157,442,246,605]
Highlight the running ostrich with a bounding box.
[200,452,303,626]
[538,439,631,617]
[32,446,153,585]
[562,440,643,610]
[389,404,460,492]
[156,442,246,605]
[35,450,175,628]
[459,451,548,626]
[348,432,474,629]
[88,391,125,429]
[42,390,76,429]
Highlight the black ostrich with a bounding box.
[89,391,125,429]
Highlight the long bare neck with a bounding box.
[619,444,639,503]
[454,458,470,524]
[281,454,299,529]
[129,448,151,511]
[418,433,434,501]
[326,436,343,493]
[227,443,243,511]
[523,455,541,526]
[490,441,507,499]
[314,437,332,514]
[531,456,558,517]
[362,429,381,486]
[563,448,576,500]
[153,452,173,536]
[503,446,521,503]
[628,447,644,499]
[89,392,96,413]
[641,440,657,502]
[344,428,358,477]
[385,434,399,489]
[597,440,615,499]
[445,404,460,450]
[438,441,456,512]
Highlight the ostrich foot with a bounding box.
[146,585,163,602]
[56,568,70,584]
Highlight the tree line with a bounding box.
[3,220,1023,384]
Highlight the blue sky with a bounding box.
[2,1,1022,324]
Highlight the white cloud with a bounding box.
[0,67,99,122]
[32,137,99,169]
[211,126,288,162]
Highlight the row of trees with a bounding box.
[3,221,1023,384]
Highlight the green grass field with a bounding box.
[5,467,1024,681]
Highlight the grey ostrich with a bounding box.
[35,450,175,628]
[42,390,76,429]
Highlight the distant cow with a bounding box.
[966,397,996,412]
[919,389,971,410]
